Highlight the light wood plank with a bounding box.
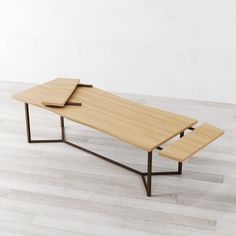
[159,124,224,162]
[0,220,91,236]
[41,78,80,107]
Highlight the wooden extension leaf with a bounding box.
[159,123,224,162]
[41,78,80,107]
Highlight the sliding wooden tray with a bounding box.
[13,78,224,196]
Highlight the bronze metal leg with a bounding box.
[178,131,184,174]
[24,103,31,143]
[60,116,65,141]
[24,103,63,143]
[147,151,152,196]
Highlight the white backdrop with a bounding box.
[0,0,236,103]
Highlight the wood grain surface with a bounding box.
[41,78,80,107]
[12,79,197,151]
[160,124,224,162]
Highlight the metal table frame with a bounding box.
[24,103,185,197]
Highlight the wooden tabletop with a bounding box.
[13,79,197,151]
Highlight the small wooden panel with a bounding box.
[41,78,80,107]
[12,79,197,151]
[159,124,224,162]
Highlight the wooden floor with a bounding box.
[0,81,235,236]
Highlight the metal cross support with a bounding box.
[24,103,183,197]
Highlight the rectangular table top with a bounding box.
[13,79,197,151]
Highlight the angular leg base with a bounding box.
[24,103,183,197]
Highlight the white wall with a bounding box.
[0,0,236,103]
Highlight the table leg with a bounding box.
[147,151,152,197]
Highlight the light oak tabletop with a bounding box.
[13,79,197,151]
